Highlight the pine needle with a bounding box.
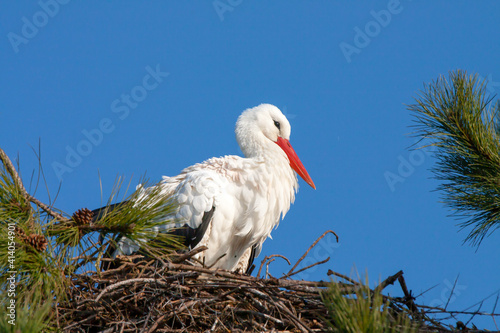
[409,70,500,246]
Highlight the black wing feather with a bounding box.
[245,244,258,275]
[168,206,215,249]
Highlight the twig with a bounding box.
[444,275,460,311]
[0,147,27,196]
[171,246,208,263]
[281,257,330,279]
[286,230,338,276]
[209,317,219,332]
[62,314,97,331]
[272,297,313,333]
[397,274,419,314]
[465,300,484,328]
[421,307,500,317]
[29,194,69,222]
[327,269,362,286]
[265,258,274,278]
[246,287,312,333]
[374,270,404,293]
[206,253,227,269]
[146,314,166,333]
[141,305,154,333]
[257,254,291,278]
[234,310,284,325]
[95,278,170,303]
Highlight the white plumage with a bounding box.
[115,104,315,272]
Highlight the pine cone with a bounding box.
[26,234,48,252]
[15,226,27,243]
[72,208,94,225]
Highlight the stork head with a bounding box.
[236,104,316,189]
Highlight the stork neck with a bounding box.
[239,134,286,163]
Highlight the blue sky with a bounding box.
[1,1,500,329]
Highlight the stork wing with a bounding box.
[170,205,215,249]
[173,171,218,223]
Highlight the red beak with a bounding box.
[276,137,316,189]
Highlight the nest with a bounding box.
[60,260,332,332]
[55,231,497,332]
[57,244,333,332]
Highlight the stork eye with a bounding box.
[273,120,281,130]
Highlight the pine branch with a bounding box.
[0,147,69,223]
[0,148,26,195]
[1,146,183,331]
[321,274,417,333]
[409,70,500,246]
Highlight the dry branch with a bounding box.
[286,230,338,277]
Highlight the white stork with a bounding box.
[109,104,315,273]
